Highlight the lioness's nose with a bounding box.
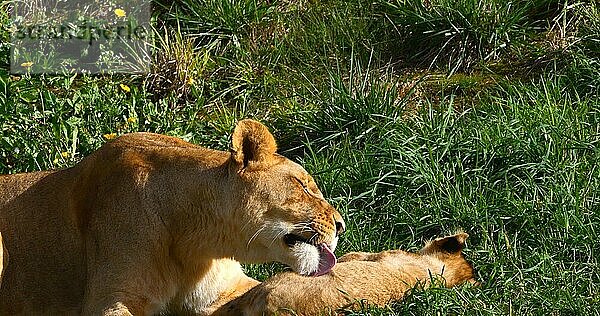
[335,218,346,236]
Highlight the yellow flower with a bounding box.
[187,77,195,85]
[127,117,137,124]
[61,151,69,158]
[103,133,117,140]
[120,83,130,93]
[114,8,126,17]
[21,61,33,67]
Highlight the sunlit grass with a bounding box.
[1,0,599,314]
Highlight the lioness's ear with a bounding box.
[420,232,468,255]
[231,119,277,170]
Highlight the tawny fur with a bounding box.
[212,233,477,316]
[0,120,343,315]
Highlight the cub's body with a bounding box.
[213,233,477,316]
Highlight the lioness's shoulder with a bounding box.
[88,133,228,174]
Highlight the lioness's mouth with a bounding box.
[283,233,337,276]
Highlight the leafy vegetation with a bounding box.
[1,0,599,314]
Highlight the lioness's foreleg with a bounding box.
[202,274,260,314]
[82,293,150,316]
[100,302,134,316]
[82,262,162,316]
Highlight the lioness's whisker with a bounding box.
[269,229,287,247]
[307,233,319,245]
[247,225,265,248]
[293,223,315,235]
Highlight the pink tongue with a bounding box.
[312,244,337,276]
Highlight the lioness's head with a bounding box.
[230,120,345,276]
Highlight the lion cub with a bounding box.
[211,233,477,316]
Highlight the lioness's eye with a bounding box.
[293,177,311,194]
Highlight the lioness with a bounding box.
[211,233,477,316]
[0,119,345,315]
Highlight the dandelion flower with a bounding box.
[61,151,69,158]
[120,83,130,93]
[21,61,33,67]
[103,133,117,140]
[127,117,137,124]
[114,8,126,17]
[187,77,195,85]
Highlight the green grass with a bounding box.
[2,0,600,314]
